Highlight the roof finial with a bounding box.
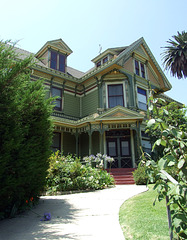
[99,44,102,54]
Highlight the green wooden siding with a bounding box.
[82,90,98,117]
[63,93,80,118]
[63,132,76,155]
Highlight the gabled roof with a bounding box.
[35,39,73,58]
[91,46,127,63]
[114,37,172,90]
[95,106,144,121]
[82,38,172,91]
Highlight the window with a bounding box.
[103,56,108,64]
[141,131,151,155]
[59,54,65,72]
[50,51,57,70]
[52,87,62,111]
[108,84,124,108]
[135,60,140,75]
[140,63,145,78]
[50,50,66,73]
[134,60,146,78]
[137,87,147,111]
[51,132,61,152]
[96,61,101,67]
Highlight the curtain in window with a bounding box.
[108,84,124,108]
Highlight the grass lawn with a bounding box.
[119,185,170,240]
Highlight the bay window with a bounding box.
[108,84,124,108]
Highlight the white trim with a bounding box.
[105,81,126,108]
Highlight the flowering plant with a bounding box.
[25,197,51,221]
[83,153,114,169]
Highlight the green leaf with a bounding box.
[160,122,168,130]
[178,159,185,169]
[163,109,169,115]
[158,158,167,170]
[160,139,167,146]
[157,118,163,123]
[162,130,169,137]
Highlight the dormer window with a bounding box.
[96,56,109,68]
[96,61,101,67]
[103,56,108,64]
[50,50,66,73]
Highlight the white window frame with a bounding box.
[105,82,126,108]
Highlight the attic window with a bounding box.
[134,60,146,78]
[96,61,101,67]
[50,50,66,73]
[103,56,108,64]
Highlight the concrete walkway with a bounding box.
[0,185,147,240]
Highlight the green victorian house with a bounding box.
[16,37,179,169]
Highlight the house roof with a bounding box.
[35,39,73,58]
[10,38,172,92]
[83,37,172,91]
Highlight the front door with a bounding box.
[106,136,132,168]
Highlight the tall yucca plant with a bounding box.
[162,31,187,79]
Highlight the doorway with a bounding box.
[106,130,132,168]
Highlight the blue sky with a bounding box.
[1,0,186,105]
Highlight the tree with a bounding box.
[162,31,187,79]
[144,97,187,239]
[0,41,54,218]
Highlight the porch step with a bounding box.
[107,168,136,185]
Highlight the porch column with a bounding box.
[130,129,136,168]
[75,133,79,157]
[88,132,92,155]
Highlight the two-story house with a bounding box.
[15,37,179,169]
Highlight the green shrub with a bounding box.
[133,164,149,185]
[46,152,114,193]
[0,41,53,219]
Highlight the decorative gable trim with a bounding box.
[95,106,144,121]
[36,39,73,58]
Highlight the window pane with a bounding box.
[52,87,62,110]
[52,87,61,97]
[138,102,147,111]
[135,60,139,75]
[50,51,57,70]
[121,141,129,156]
[138,87,146,95]
[59,54,65,72]
[108,142,117,157]
[141,63,145,78]
[108,84,124,108]
[96,61,101,67]
[103,56,108,64]
[108,84,123,96]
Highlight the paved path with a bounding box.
[0,185,147,240]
